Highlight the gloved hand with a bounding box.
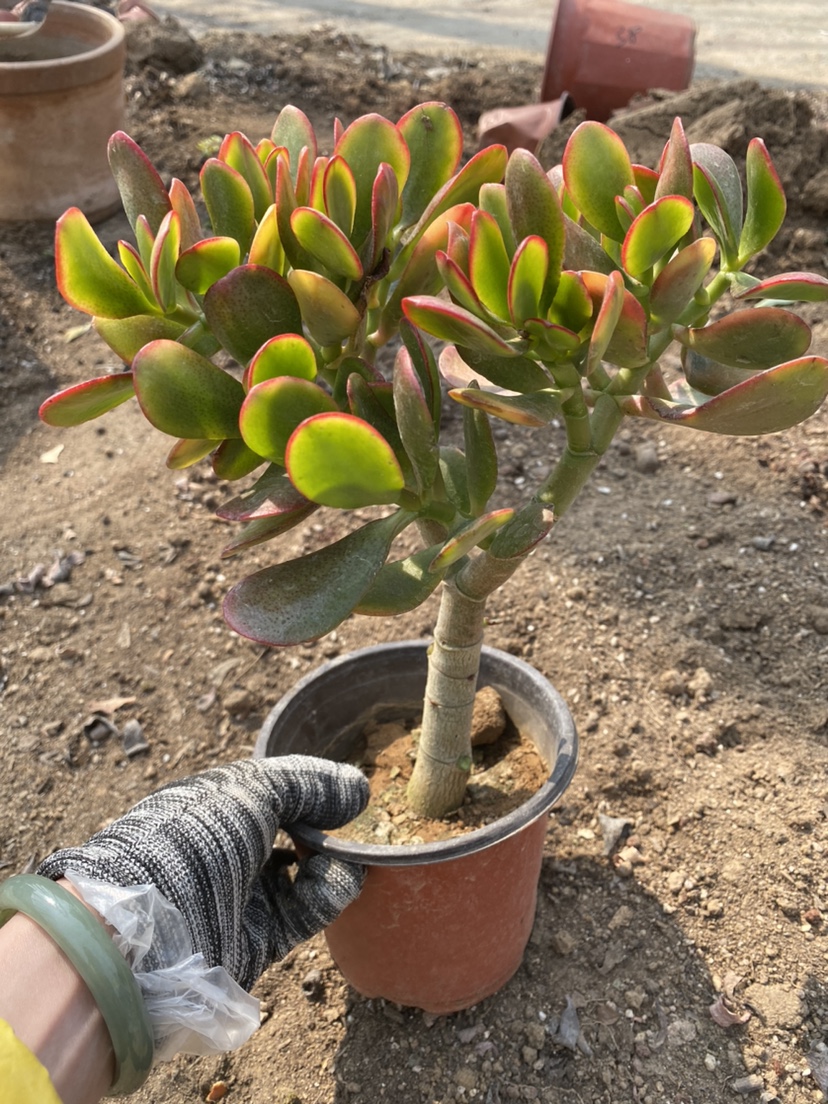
[38,756,369,990]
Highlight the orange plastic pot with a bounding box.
[542,0,696,122]
[256,641,578,1014]
[0,1,125,222]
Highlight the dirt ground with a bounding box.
[2,21,828,1104]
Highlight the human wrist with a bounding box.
[0,888,115,1104]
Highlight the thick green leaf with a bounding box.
[216,464,311,521]
[291,207,363,280]
[240,378,337,465]
[739,138,787,263]
[632,165,659,206]
[463,400,497,516]
[220,507,317,559]
[200,158,255,253]
[403,297,518,357]
[439,344,551,393]
[400,319,441,426]
[39,373,135,427]
[393,348,438,496]
[212,437,264,480]
[55,208,155,319]
[628,356,828,435]
[621,196,695,279]
[682,347,759,397]
[93,314,186,364]
[274,156,314,271]
[439,446,470,515]
[334,113,410,248]
[203,266,303,365]
[219,131,273,221]
[397,102,463,227]
[691,144,743,258]
[437,251,487,316]
[649,238,717,325]
[286,412,405,508]
[479,182,516,257]
[505,149,563,308]
[169,178,203,251]
[655,117,693,201]
[580,272,649,367]
[677,307,811,370]
[117,240,154,303]
[248,206,285,274]
[149,210,181,312]
[166,437,215,469]
[586,270,624,376]
[507,235,548,325]
[562,122,635,241]
[175,237,241,295]
[363,162,399,272]
[488,501,555,559]
[522,318,581,361]
[549,270,593,333]
[429,509,514,571]
[287,270,361,345]
[562,215,616,274]
[224,513,408,643]
[468,209,511,320]
[271,105,318,180]
[246,334,317,389]
[354,543,447,615]
[449,387,563,426]
[132,340,244,439]
[134,215,155,275]
[323,155,357,236]
[734,272,828,303]
[107,131,171,235]
[345,377,408,482]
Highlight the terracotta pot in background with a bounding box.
[0,1,125,222]
[256,641,579,1014]
[542,0,695,122]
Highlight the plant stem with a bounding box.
[406,580,486,817]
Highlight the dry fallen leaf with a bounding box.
[205,1081,228,1102]
[87,696,136,715]
[709,992,750,1028]
[39,444,64,464]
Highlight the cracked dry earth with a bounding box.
[2,20,828,1104]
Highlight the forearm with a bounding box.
[0,879,115,1104]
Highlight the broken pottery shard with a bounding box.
[121,719,149,757]
[82,715,118,744]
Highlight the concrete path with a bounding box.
[160,0,828,90]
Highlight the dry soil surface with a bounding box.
[2,22,828,1104]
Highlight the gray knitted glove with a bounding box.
[38,756,369,990]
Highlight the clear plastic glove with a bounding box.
[39,756,369,991]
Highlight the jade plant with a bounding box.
[40,104,828,819]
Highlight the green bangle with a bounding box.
[0,874,154,1097]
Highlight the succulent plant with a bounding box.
[40,104,828,818]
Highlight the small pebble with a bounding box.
[732,1073,764,1095]
[751,536,775,552]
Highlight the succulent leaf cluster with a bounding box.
[40,105,828,649]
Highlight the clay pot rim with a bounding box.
[0,0,123,75]
[256,640,579,867]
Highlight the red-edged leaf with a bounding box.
[549,270,593,332]
[149,210,181,311]
[586,270,625,375]
[286,412,405,508]
[323,155,357,236]
[393,345,437,496]
[56,209,155,319]
[655,117,693,201]
[107,131,171,235]
[439,344,551,393]
[580,272,649,367]
[649,238,717,325]
[220,508,318,559]
[223,512,407,645]
[563,121,635,241]
[166,437,215,469]
[621,195,695,279]
[93,314,187,364]
[287,270,362,345]
[429,509,514,571]
[200,158,255,253]
[175,236,241,295]
[449,387,563,426]
[334,113,410,247]
[363,161,399,272]
[248,205,285,274]
[468,209,511,320]
[505,148,563,308]
[691,144,743,258]
[132,340,244,439]
[507,236,548,325]
[291,207,363,280]
[169,177,202,251]
[676,307,811,370]
[739,138,787,263]
[403,296,518,357]
[216,464,311,521]
[239,377,337,465]
[219,131,273,220]
[734,272,828,303]
[270,105,318,181]
[245,334,317,389]
[203,266,303,365]
[211,437,265,480]
[39,374,135,427]
[628,356,828,435]
[397,101,463,227]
